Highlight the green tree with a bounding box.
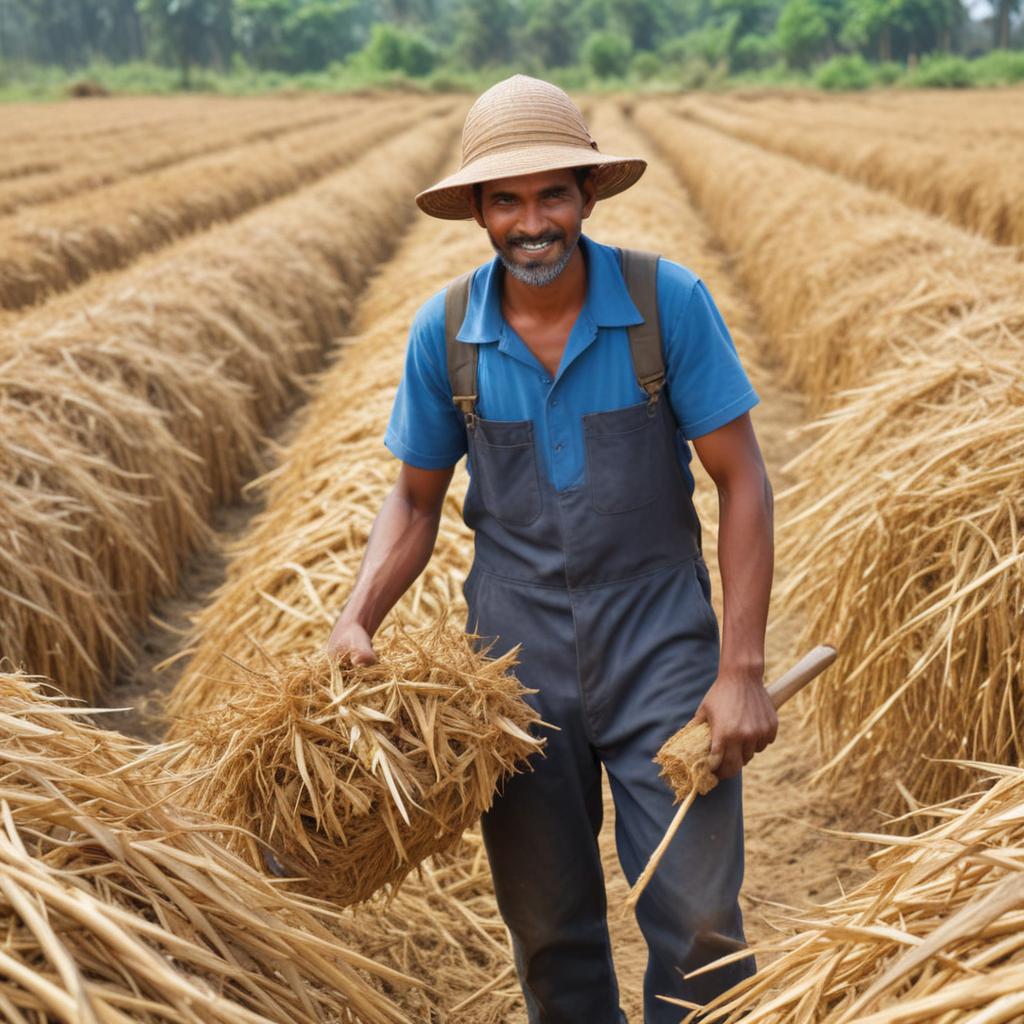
[357,20,437,73]
[138,0,231,84]
[450,0,518,67]
[994,0,1021,49]
[777,0,828,67]
[520,0,579,67]
[582,27,632,76]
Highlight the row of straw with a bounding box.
[632,103,1023,824]
[0,670,419,1024]
[676,97,1024,246]
[0,98,449,308]
[0,98,357,215]
[0,112,461,703]
[161,193,536,1020]
[678,761,1024,1024]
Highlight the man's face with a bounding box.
[470,168,597,287]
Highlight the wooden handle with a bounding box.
[765,645,837,709]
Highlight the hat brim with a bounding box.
[416,145,647,220]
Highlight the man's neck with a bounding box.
[501,246,587,325]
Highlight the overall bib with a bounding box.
[447,252,755,1024]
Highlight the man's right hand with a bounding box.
[324,619,378,666]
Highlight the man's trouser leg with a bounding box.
[476,577,628,1024]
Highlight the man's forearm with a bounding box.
[716,466,774,680]
[335,484,444,637]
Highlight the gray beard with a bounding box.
[493,233,580,287]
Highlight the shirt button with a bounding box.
[541,376,551,385]
[551,398,559,406]
[554,442,563,451]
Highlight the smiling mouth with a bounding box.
[512,236,560,255]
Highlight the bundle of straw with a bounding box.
[0,112,460,701]
[174,620,543,906]
[0,670,413,1024]
[778,333,1024,817]
[674,762,1024,1023]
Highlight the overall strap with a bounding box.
[619,248,665,408]
[444,270,478,431]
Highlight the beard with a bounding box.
[488,224,582,287]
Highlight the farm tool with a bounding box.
[625,645,838,912]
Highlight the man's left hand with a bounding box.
[692,670,778,781]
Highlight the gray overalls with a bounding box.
[446,251,755,1023]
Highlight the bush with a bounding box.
[353,23,438,78]
[815,54,873,90]
[906,54,974,88]
[872,61,903,86]
[631,51,662,81]
[970,49,1024,85]
[583,31,632,80]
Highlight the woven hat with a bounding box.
[416,75,647,220]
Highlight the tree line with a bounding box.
[0,0,1019,85]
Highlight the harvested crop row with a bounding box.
[0,100,451,309]
[687,762,1024,1024]
[634,104,1024,820]
[0,101,372,216]
[0,671,412,1024]
[165,205,525,1021]
[0,112,460,703]
[696,89,1024,145]
[635,105,1024,404]
[678,98,1024,246]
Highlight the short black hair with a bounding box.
[472,165,593,211]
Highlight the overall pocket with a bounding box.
[469,418,543,527]
[583,400,667,515]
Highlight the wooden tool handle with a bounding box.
[765,645,837,709]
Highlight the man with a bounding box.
[327,75,777,1023]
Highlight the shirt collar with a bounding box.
[455,234,643,344]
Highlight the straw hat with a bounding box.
[416,75,647,220]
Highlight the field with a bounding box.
[0,88,1021,1022]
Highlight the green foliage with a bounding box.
[731,30,778,70]
[354,22,437,75]
[582,29,633,78]
[631,50,662,79]
[777,0,828,69]
[814,52,873,89]
[971,48,1024,84]
[905,52,973,86]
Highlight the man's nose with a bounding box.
[517,201,547,238]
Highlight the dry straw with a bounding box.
[777,334,1024,817]
[677,98,1024,246]
[0,670,414,1024]
[0,112,460,701]
[633,103,1024,407]
[672,762,1024,1023]
[171,620,543,906]
[0,100,449,308]
[0,98,356,216]
[634,101,1024,820]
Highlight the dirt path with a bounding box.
[111,100,874,1021]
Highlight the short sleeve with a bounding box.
[384,290,468,468]
[659,264,759,440]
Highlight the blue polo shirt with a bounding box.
[384,234,758,494]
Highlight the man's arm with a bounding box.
[691,412,777,780]
[325,462,454,665]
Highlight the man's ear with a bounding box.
[581,172,598,220]
[469,187,486,228]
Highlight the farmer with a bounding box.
[326,75,777,1023]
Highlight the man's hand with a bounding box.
[324,619,377,666]
[692,670,778,780]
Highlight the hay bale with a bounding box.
[174,621,543,906]
[0,670,412,1024]
[677,763,1024,1023]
